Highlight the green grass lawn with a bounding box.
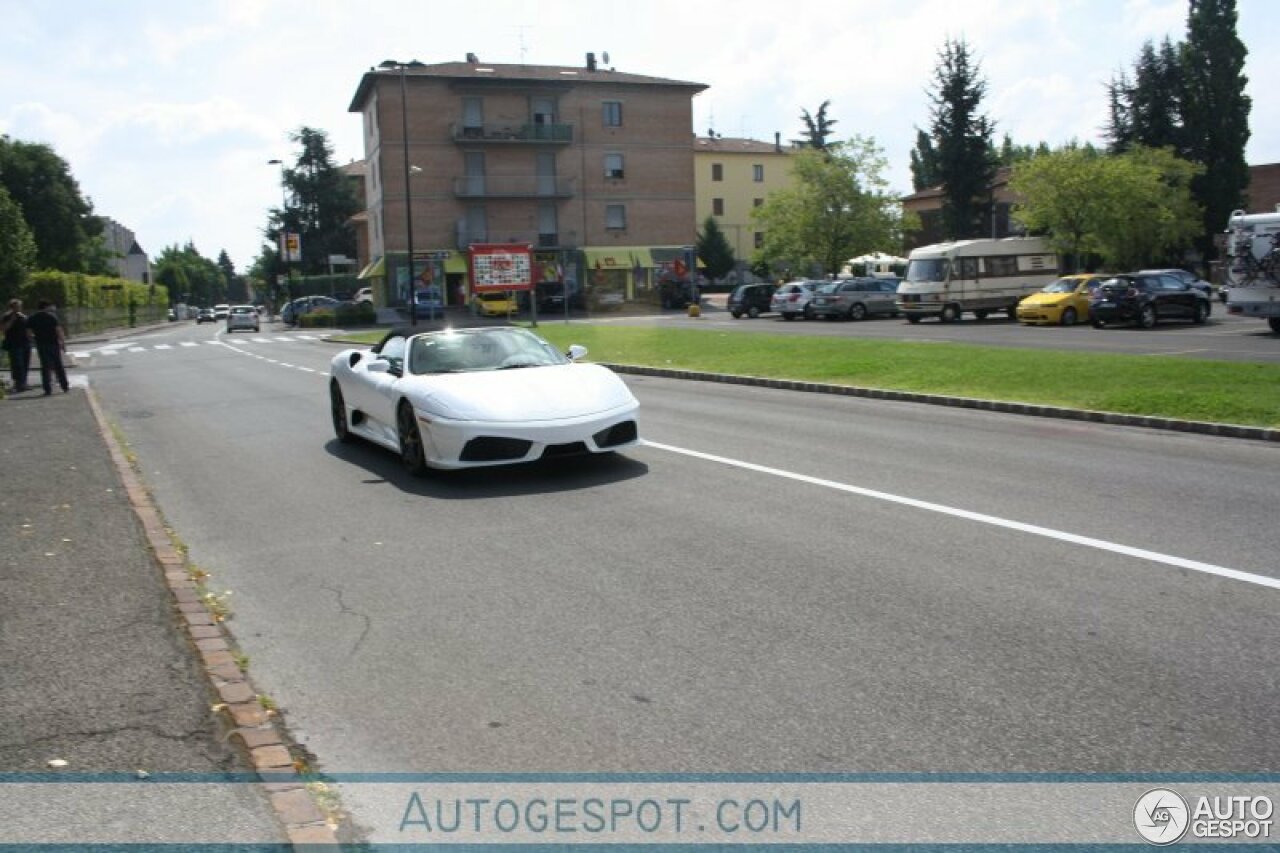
[335,324,1280,427]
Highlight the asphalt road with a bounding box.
[78,320,1280,827]
[607,299,1280,363]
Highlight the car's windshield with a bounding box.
[1042,278,1079,293]
[905,259,948,282]
[408,328,568,374]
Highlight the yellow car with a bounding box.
[1016,274,1106,326]
[471,291,520,317]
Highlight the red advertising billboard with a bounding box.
[468,243,534,292]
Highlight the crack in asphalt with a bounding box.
[319,584,372,659]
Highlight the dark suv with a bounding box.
[1090,273,1210,329]
[727,283,775,318]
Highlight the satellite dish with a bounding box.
[602,51,610,65]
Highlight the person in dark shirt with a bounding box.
[27,300,69,395]
[1,298,32,392]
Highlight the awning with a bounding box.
[357,257,385,279]
[582,248,638,270]
[444,254,468,274]
[651,246,706,269]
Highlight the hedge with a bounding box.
[16,271,170,336]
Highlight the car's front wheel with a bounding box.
[1060,307,1078,327]
[849,303,867,321]
[748,306,760,319]
[397,401,429,476]
[330,380,354,443]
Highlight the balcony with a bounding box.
[452,122,573,145]
[453,175,576,199]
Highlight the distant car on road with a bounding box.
[808,278,900,321]
[226,304,260,333]
[196,307,216,324]
[1090,273,1210,329]
[1016,273,1107,326]
[727,283,774,318]
[213,303,230,320]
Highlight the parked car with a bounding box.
[727,283,775,318]
[328,326,639,475]
[1016,274,1107,326]
[281,295,340,326]
[226,304,261,333]
[1090,273,1211,329]
[471,291,519,317]
[808,278,900,321]
[1137,268,1213,315]
[770,280,822,320]
[354,287,374,304]
[196,307,216,324]
[213,303,230,320]
[412,286,444,316]
[535,282,584,313]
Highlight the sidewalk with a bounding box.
[0,386,287,843]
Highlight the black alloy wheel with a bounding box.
[849,303,867,321]
[1138,304,1157,329]
[397,401,429,476]
[330,381,354,443]
[1193,302,1208,324]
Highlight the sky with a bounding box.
[2,0,1277,273]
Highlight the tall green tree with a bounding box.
[0,184,37,300]
[216,249,247,301]
[751,137,906,277]
[797,101,838,150]
[265,127,360,278]
[908,128,939,191]
[154,243,225,306]
[0,135,104,272]
[1182,0,1251,249]
[696,217,736,281]
[925,38,996,239]
[1012,145,1202,271]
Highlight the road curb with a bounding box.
[602,363,1280,443]
[82,386,342,847]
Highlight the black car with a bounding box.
[1089,273,1210,329]
[195,307,216,324]
[727,283,775,318]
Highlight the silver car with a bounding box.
[770,280,822,320]
[226,304,260,333]
[809,278,901,320]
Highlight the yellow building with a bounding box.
[693,135,797,266]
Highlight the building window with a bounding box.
[753,198,763,208]
[466,206,488,243]
[753,164,764,182]
[602,101,622,127]
[711,163,723,181]
[461,97,484,136]
[712,198,724,216]
[604,153,624,179]
[605,204,627,230]
[754,232,764,249]
[538,203,558,247]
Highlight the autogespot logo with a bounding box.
[1135,788,1190,845]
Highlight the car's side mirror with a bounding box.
[567,344,588,361]
[367,358,391,373]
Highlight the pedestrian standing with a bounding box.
[1,298,32,392]
[26,300,69,395]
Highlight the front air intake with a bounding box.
[592,421,637,448]
[460,437,533,462]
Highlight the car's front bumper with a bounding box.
[416,401,640,469]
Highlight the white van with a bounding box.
[896,237,1059,323]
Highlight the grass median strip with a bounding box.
[334,324,1280,428]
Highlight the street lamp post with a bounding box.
[379,59,427,325]
[267,158,291,312]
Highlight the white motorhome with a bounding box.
[896,236,1059,323]
[1224,206,1280,333]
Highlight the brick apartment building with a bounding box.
[347,55,706,311]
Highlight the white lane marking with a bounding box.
[249,337,270,343]
[180,341,198,348]
[298,335,318,340]
[129,347,145,353]
[204,340,222,345]
[273,336,293,342]
[279,362,295,368]
[641,440,1280,592]
[153,344,172,350]
[296,366,316,373]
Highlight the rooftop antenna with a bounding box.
[602,50,610,67]
[512,24,532,62]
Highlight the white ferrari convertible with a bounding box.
[328,326,639,474]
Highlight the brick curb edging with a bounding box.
[603,364,1280,443]
[83,387,339,847]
